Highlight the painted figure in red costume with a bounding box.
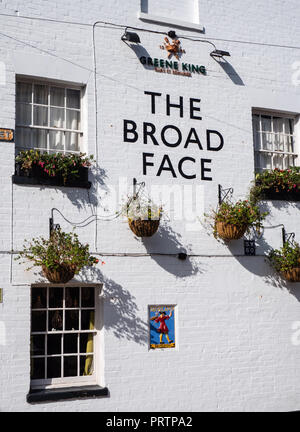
[150,310,173,344]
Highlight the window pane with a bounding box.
[31,357,45,380]
[33,106,48,126]
[16,127,32,150]
[261,132,273,151]
[49,130,64,151]
[49,287,63,308]
[65,310,79,331]
[17,82,32,103]
[47,357,61,379]
[16,103,31,125]
[80,355,93,376]
[34,84,48,105]
[81,310,94,330]
[65,132,79,152]
[261,116,271,132]
[32,288,47,309]
[31,335,45,356]
[273,154,284,169]
[49,310,63,331]
[67,89,80,109]
[64,333,78,354]
[274,132,284,152]
[32,311,46,332]
[81,287,94,308]
[32,129,48,149]
[50,107,64,128]
[80,333,94,354]
[48,334,62,355]
[65,287,79,308]
[50,86,65,107]
[273,117,284,134]
[64,356,77,377]
[66,109,80,130]
[287,119,294,135]
[260,153,272,170]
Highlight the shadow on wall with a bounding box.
[213,58,245,86]
[63,165,108,210]
[81,267,148,345]
[140,222,205,277]
[126,44,154,71]
[227,233,300,301]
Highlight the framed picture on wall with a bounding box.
[149,305,176,349]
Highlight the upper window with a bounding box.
[30,284,99,389]
[252,111,297,172]
[16,80,82,154]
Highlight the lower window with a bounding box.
[30,284,100,389]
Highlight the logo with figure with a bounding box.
[160,37,186,60]
[149,305,175,349]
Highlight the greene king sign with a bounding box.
[139,37,206,78]
[139,56,206,77]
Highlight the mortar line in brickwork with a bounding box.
[0,13,299,51]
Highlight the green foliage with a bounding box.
[15,150,94,184]
[16,229,100,273]
[250,167,300,203]
[205,200,268,239]
[268,242,300,273]
[121,194,163,221]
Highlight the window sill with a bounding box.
[12,174,91,189]
[137,12,204,32]
[27,385,109,404]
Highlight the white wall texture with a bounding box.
[0,0,299,412]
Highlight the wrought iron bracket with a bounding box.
[218,184,234,205]
[133,178,145,199]
[49,217,60,237]
[282,227,295,247]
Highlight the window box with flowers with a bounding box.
[250,167,300,203]
[13,150,93,189]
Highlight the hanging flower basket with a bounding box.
[128,218,160,237]
[16,229,101,283]
[215,221,248,241]
[282,268,300,283]
[268,242,300,283]
[205,199,268,242]
[42,264,76,284]
[122,193,163,238]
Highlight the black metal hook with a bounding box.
[282,227,295,247]
[218,184,234,205]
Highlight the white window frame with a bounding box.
[16,78,84,155]
[252,109,299,172]
[30,283,102,390]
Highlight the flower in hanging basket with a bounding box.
[121,194,163,237]
[205,200,268,241]
[16,229,100,283]
[268,242,300,283]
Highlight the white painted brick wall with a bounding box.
[0,0,299,412]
